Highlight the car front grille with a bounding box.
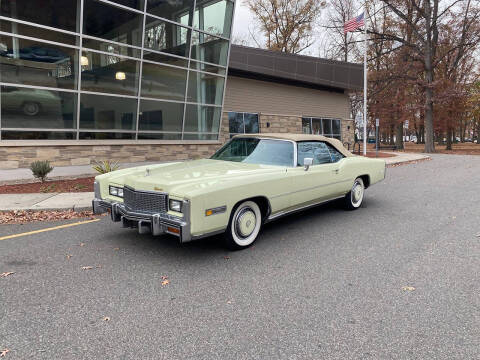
[123,186,168,214]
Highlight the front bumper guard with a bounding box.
[92,198,192,243]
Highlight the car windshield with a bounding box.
[211,138,294,167]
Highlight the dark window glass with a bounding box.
[184,104,221,133]
[183,133,218,140]
[297,142,332,166]
[212,138,294,167]
[82,38,141,58]
[79,132,135,139]
[143,52,188,67]
[83,0,143,47]
[138,100,183,131]
[332,119,341,135]
[302,118,311,134]
[194,0,234,37]
[109,0,145,10]
[228,112,243,133]
[80,51,140,96]
[322,118,332,135]
[141,63,186,101]
[326,143,344,162]
[0,0,78,32]
[1,86,76,129]
[312,118,322,134]
[189,60,226,75]
[147,0,195,26]
[79,94,137,130]
[138,133,182,140]
[1,131,75,140]
[0,35,78,90]
[244,113,259,133]
[187,71,224,105]
[144,17,190,58]
[191,32,228,66]
[1,20,78,45]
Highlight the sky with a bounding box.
[231,1,255,45]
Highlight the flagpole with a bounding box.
[363,5,368,156]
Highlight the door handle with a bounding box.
[332,169,339,174]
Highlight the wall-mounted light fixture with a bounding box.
[81,56,89,66]
[115,71,126,80]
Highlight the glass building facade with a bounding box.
[0,0,235,141]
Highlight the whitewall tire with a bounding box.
[345,177,365,210]
[225,200,262,250]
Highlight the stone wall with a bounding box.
[259,114,303,134]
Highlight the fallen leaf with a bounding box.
[161,279,170,286]
[402,286,416,291]
[66,254,73,260]
[452,216,456,220]
[79,243,85,247]
[0,272,14,278]
[96,265,102,269]
[0,348,9,357]
[113,248,120,251]
[224,256,230,260]
[226,300,232,304]
[81,266,93,270]
[161,275,168,280]
[103,316,110,321]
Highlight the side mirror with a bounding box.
[303,157,313,171]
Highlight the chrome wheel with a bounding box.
[23,102,40,116]
[230,201,262,248]
[350,178,364,208]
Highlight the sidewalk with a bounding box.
[0,153,430,212]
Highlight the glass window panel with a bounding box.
[302,118,311,134]
[82,38,141,58]
[138,100,183,131]
[332,119,341,135]
[183,133,218,140]
[1,86,76,129]
[147,0,195,26]
[326,143,344,162]
[322,118,332,135]
[80,51,140,96]
[190,31,228,66]
[83,0,143,47]
[143,51,188,67]
[194,0,234,38]
[189,60,226,75]
[109,0,145,10]
[228,112,243,133]
[79,94,137,130]
[244,113,259,133]
[297,142,331,166]
[0,0,78,32]
[144,17,190,58]
[1,21,78,46]
[141,62,186,101]
[79,132,136,139]
[0,35,78,90]
[187,71,224,105]
[312,118,322,135]
[1,131,75,140]
[137,133,182,140]
[184,104,221,133]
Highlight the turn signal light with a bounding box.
[167,226,180,234]
[205,209,213,216]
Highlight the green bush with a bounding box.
[30,160,53,182]
[92,160,120,174]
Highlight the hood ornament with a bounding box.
[145,168,151,177]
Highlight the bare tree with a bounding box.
[245,0,325,54]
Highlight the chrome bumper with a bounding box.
[92,198,192,243]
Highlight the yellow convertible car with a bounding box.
[93,134,386,250]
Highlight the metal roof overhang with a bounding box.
[228,45,363,93]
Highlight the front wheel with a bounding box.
[225,200,262,250]
[344,177,364,210]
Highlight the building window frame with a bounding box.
[302,117,342,140]
[228,111,259,138]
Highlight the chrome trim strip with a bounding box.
[270,179,352,199]
[266,196,345,222]
[205,205,227,216]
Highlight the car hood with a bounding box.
[105,159,287,197]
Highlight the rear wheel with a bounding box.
[22,101,41,116]
[225,200,262,250]
[344,177,364,210]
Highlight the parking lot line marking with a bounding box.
[0,219,100,241]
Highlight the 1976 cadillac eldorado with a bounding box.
[93,134,386,250]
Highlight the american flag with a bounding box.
[344,13,365,33]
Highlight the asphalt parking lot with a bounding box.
[1,154,479,359]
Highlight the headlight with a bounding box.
[169,199,182,212]
[109,185,123,198]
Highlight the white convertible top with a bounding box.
[233,133,354,158]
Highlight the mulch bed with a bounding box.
[0,177,95,194]
[0,210,106,225]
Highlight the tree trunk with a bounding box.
[446,127,452,150]
[395,122,404,150]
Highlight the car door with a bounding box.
[286,141,347,209]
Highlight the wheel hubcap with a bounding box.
[235,208,256,238]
